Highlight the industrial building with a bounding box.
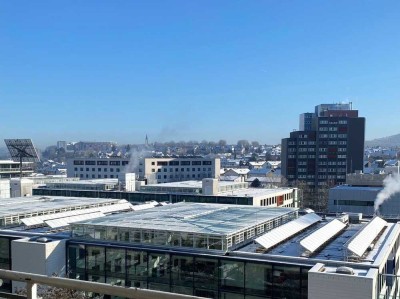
[328,173,400,218]
[9,175,79,197]
[0,198,399,299]
[33,179,298,208]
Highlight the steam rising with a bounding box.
[374,174,400,212]
[124,149,146,176]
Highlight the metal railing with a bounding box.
[0,269,207,299]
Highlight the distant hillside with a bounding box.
[0,147,10,159]
[365,133,400,147]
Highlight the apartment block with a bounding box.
[282,103,365,187]
[140,157,220,184]
[67,157,130,180]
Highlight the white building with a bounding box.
[139,179,298,208]
[67,157,130,180]
[9,175,79,197]
[141,157,220,184]
[0,160,34,178]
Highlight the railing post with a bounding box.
[26,281,37,299]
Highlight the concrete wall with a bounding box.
[12,238,66,292]
[10,178,33,197]
[308,264,377,299]
[125,173,136,192]
[0,179,10,198]
[328,186,400,217]
[202,178,218,195]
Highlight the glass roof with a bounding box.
[0,196,122,218]
[72,202,297,237]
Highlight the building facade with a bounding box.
[328,173,400,218]
[282,103,365,187]
[67,157,130,180]
[140,157,220,184]
[0,160,34,179]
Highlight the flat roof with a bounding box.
[72,202,297,236]
[0,196,123,218]
[238,219,363,260]
[143,180,240,189]
[218,187,294,198]
[142,180,293,198]
[48,179,118,185]
[331,185,383,191]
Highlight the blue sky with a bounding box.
[1,1,399,148]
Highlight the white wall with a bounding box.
[12,238,66,292]
[0,179,10,198]
[125,173,136,192]
[308,264,378,299]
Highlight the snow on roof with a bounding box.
[225,168,250,175]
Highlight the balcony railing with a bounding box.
[0,269,206,299]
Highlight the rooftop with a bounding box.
[47,179,119,185]
[72,202,297,237]
[218,187,294,198]
[0,196,125,224]
[143,180,241,189]
[237,215,397,265]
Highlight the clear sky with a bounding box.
[1,1,399,148]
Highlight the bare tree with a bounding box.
[251,141,260,148]
[16,282,103,299]
[218,139,227,147]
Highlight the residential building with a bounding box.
[282,103,365,187]
[66,157,130,180]
[221,168,249,181]
[57,140,67,150]
[141,157,220,184]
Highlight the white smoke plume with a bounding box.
[374,174,400,212]
[124,148,147,176]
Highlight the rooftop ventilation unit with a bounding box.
[336,266,354,275]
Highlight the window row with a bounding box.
[67,244,310,299]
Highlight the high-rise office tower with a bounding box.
[282,103,365,187]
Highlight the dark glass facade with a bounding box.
[33,189,253,205]
[0,236,18,293]
[67,241,310,298]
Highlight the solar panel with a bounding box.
[300,219,347,253]
[21,209,100,227]
[347,216,387,257]
[21,203,134,227]
[255,213,321,250]
[45,212,106,228]
[21,217,43,227]
[132,203,157,211]
[98,203,134,213]
[4,139,40,162]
